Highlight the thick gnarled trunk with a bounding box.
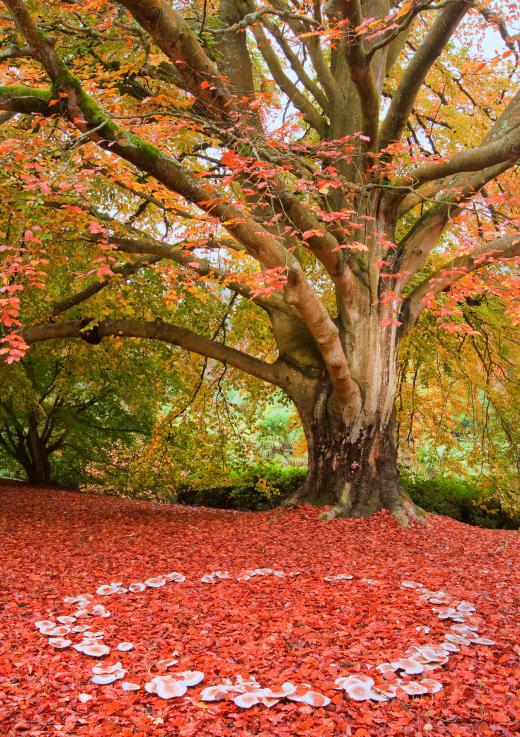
[292,384,419,523]
[280,317,422,524]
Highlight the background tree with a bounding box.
[0,341,159,486]
[0,0,519,521]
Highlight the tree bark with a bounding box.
[284,378,422,524]
[25,414,52,486]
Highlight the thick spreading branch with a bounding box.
[0,0,357,405]
[115,0,232,119]
[399,90,520,213]
[110,234,298,317]
[23,319,287,388]
[379,0,470,150]
[340,0,379,147]
[256,11,330,112]
[393,91,520,282]
[246,16,327,135]
[397,125,520,189]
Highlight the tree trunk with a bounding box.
[26,415,52,486]
[26,447,52,485]
[285,380,423,525]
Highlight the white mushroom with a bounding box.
[48,637,72,649]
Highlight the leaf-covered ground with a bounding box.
[0,483,518,737]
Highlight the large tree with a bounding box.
[0,0,519,521]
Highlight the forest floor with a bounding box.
[0,484,518,737]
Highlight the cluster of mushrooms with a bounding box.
[33,571,495,708]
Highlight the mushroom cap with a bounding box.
[164,572,186,582]
[92,662,122,675]
[400,681,429,696]
[451,623,478,634]
[413,646,449,663]
[92,604,111,617]
[39,625,71,637]
[64,594,93,604]
[80,642,110,657]
[325,573,353,581]
[376,663,397,674]
[145,577,166,588]
[49,637,72,649]
[380,684,400,698]
[368,689,389,702]
[261,682,297,698]
[96,584,118,596]
[57,615,76,624]
[128,582,146,592]
[200,685,230,702]
[335,674,375,688]
[288,689,330,707]
[440,641,459,653]
[121,681,140,691]
[92,673,118,685]
[456,601,475,612]
[445,633,471,646]
[342,681,374,701]
[117,642,134,652]
[174,670,204,687]
[420,678,443,694]
[233,692,260,708]
[415,625,431,634]
[153,676,188,699]
[473,636,495,645]
[200,574,217,583]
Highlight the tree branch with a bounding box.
[114,0,232,120]
[340,0,379,148]
[379,0,470,150]
[402,234,520,330]
[398,90,520,213]
[269,0,339,104]
[392,91,520,284]
[396,123,520,189]
[0,83,53,115]
[110,233,299,317]
[23,319,287,389]
[246,13,327,135]
[257,11,330,112]
[50,255,162,317]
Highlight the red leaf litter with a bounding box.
[0,484,519,737]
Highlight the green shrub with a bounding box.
[178,462,306,510]
[401,472,519,529]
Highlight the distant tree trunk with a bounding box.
[25,414,52,485]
